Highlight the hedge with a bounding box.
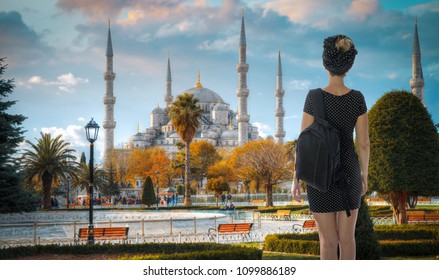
[264,224,439,258]
[375,224,439,240]
[121,247,262,260]
[0,243,262,260]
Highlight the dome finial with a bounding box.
[195,70,203,88]
[242,7,245,17]
[108,18,111,28]
[229,118,233,130]
[137,122,140,133]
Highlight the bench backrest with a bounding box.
[303,220,316,228]
[424,213,439,220]
[217,223,253,233]
[78,227,129,239]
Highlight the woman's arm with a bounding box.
[355,112,370,195]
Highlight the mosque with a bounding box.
[101,12,425,167]
[102,11,286,165]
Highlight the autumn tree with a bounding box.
[190,140,221,187]
[231,139,293,206]
[206,160,234,206]
[124,147,173,189]
[369,90,439,224]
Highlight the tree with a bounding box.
[80,152,86,164]
[369,90,439,224]
[231,139,293,206]
[141,176,156,207]
[70,162,107,197]
[0,58,38,213]
[124,147,174,189]
[190,140,220,188]
[22,133,76,209]
[355,197,381,259]
[168,93,203,206]
[206,160,234,206]
[100,162,120,197]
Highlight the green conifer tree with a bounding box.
[141,176,156,207]
[0,58,37,213]
[355,197,381,259]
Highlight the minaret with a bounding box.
[274,48,285,144]
[410,17,425,106]
[164,51,173,108]
[236,8,250,146]
[103,19,116,166]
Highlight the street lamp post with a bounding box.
[85,118,99,245]
[66,175,71,209]
[155,170,160,210]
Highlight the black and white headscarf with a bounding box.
[322,35,358,75]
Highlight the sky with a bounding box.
[1,0,438,163]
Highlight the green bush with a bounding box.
[121,246,262,260]
[264,234,319,255]
[380,240,439,257]
[375,224,439,240]
[0,242,261,260]
[264,223,439,259]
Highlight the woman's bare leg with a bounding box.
[337,209,359,260]
[312,212,338,260]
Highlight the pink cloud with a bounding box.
[347,0,378,21]
[263,0,378,28]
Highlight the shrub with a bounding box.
[0,242,261,260]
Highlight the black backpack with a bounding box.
[295,88,350,216]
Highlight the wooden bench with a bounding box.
[292,220,317,233]
[271,210,291,221]
[208,223,253,242]
[407,211,425,223]
[425,213,439,222]
[75,227,129,243]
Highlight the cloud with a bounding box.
[287,80,312,90]
[198,35,239,52]
[347,0,378,21]
[252,122,271,138]
[407,2,439,15]
[0,11,53,66]
[387,72,398,80]
[427,63,439,80]
[263,0,378,28]
[41,125,87,145]
[26,73,89,92]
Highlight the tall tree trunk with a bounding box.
[266,182,273,207]
[42,171,53,210]
[390,191,408,224]
[184,141,192,206]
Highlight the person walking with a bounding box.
[292,35,369,260]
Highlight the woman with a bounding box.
[292,35,370,260]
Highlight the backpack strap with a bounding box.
[310,88,352,217]
[309,88,325,120]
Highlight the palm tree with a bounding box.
[168,93,203,206]
[22,133,76,209]
[71,162,107,197]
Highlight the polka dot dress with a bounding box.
[303,89,367,213]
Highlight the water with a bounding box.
[0,210,231,241]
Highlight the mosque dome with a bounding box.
[179,71,225,105]
[152,106,165,114]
